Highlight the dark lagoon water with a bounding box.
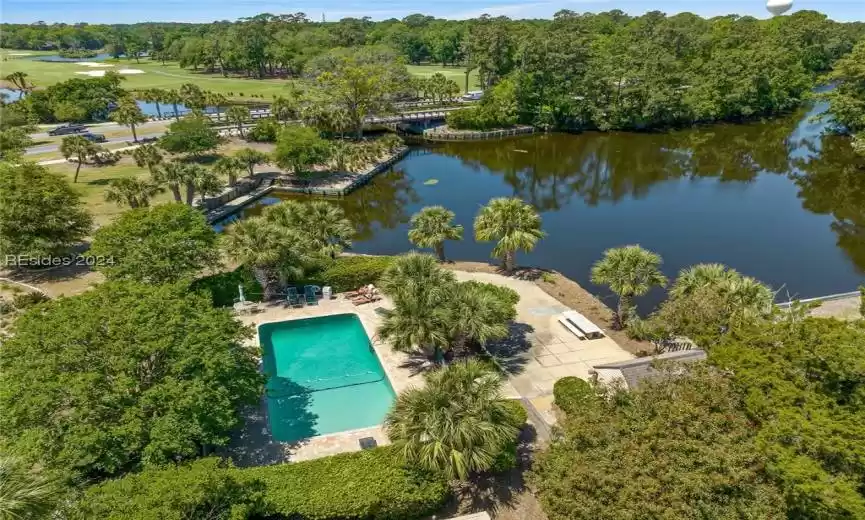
[29,53,113,62]
[220,99,865,311]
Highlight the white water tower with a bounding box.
[766,0,793,16]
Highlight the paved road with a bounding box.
[25,132,165,155]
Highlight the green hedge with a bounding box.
[247,446,448,519]
[75,448,449,520]
[553,377,598,416]
[303,256,395,292]
[190,266,262,307]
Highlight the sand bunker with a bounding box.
[76,62,114,68]
[75,70,107,77]
[8,52,32,56]
[117,69,145,74]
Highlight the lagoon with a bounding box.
[221,99,865,311]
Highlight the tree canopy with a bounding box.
[532,367,787,519]
[158,115,222,157]
[0,281,262,480]
[0,162,92,258]
[89,203,220,284]
[710,317,865,518]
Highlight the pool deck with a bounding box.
[227,270,633,465]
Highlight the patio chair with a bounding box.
[304,285,318,305]
[286,287,302,307]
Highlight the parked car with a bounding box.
[48,124,87,136]
[460,91,484,102]
[81,133,106,143]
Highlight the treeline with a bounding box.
[4,11,864,131]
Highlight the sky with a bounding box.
[1,0,863,25]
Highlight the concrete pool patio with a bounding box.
[226,269,634,465]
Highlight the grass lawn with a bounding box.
[407,64,481,92]
[41,137,268,224]
[45,159,173,225]
[1,50,482,100]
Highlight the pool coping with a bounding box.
[255,310,405,442]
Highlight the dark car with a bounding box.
[48,124,87,136]
[81,132,106,143]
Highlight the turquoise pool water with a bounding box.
[259,313,396,442]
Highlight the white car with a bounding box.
[461,91,483,102]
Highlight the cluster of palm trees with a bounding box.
[328,134,403,172]
[409,73,461,104]
[136,84,230,121]
[103,143,226,210]
[407,197,545,270]
[589,244,775,337]
[377,252,518,362]
[221,200,354,299]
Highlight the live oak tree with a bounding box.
[312,47,411,138]
[89,203,220,284]
[0,162,92,258]
[0,282,262,480]
[158,115,222,157]
[272,126,331,180]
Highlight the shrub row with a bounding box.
[247,446,449,519]
[553,376,598,416]
[76,447,449,520]
[302,255,395,292]
[190,266,263,307]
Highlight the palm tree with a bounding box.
[59,135,97,183]
[0,455,62,519]
[474,197,546,272]
[226,105,250,137]
[271,95,297,123]
[178,164,221,205]
[194,168,224,203]
[234,148,269,177]
[3,72,31,98]
[205,91,228,120]
[296,201,354,258]
[725,276,774,319]
[378,295,450,360]
[408,206,464,262]
[384,360,519,480]
[670,263,774,320]
[444,282,511,354]
[164,89,183,121]
[179,83,205,110]
[590,245,668,328]
[213,156,244,186]
[140,88,164,119]
[131,143,163,176]
[104,177,164,208]
[153,160,187,202]
[221,217,289,300]
[109,98,147,142]
[378,252,456,303]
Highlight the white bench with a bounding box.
[558,310,605,339]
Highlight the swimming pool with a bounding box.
[258,313,396,442]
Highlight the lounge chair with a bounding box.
[286,287,302,307]
[304,285,318,305]
[351,294,381,306]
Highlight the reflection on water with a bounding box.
[218,100,864,308]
